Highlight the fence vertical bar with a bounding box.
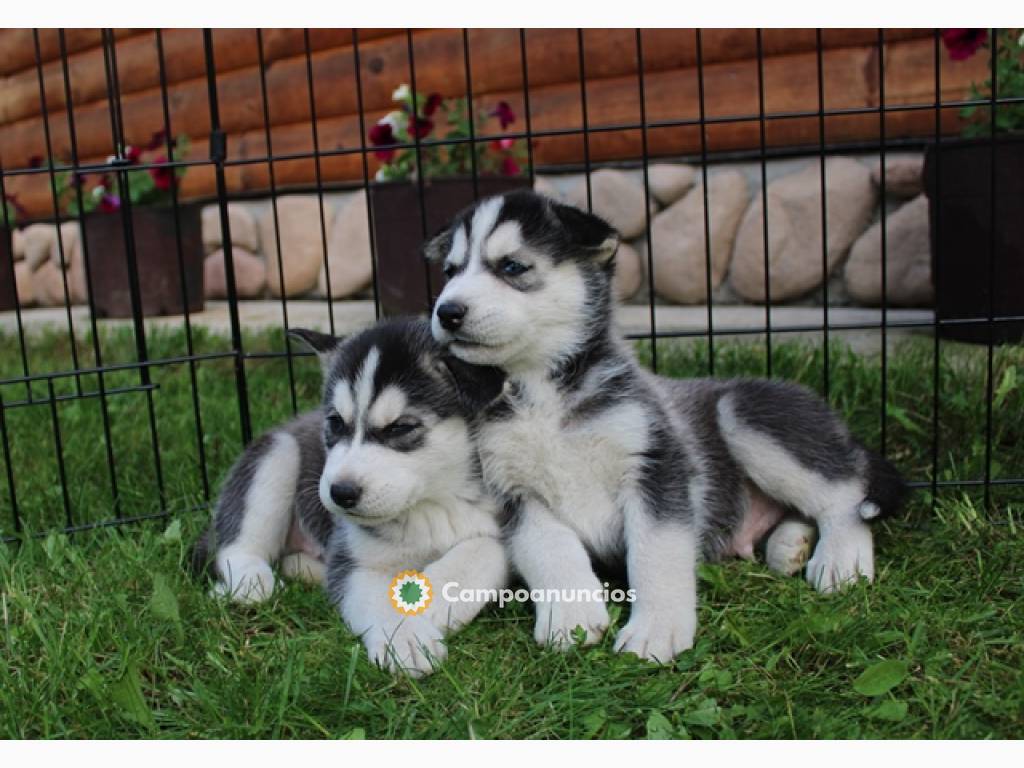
[695,28,713,376]
[155,28,210,502]
[461,29,481,201]
[45,378,72,529]
[929,29,943,510]
[576,30,594,212]
[405,29,434,309]
[878,29,889,455]
[0,394,21,536]
[202,28,252,446]
[57,28,121,515]
[0,161,32,399]
[304,29,336,337]
[518,30,536,185]
[100,28,166,512]
[255,29,299,416]
[635,30,657,360]
[350,30,382,321]
[815,30,831,398]
[982,27,998,509]
[755,29,772,377]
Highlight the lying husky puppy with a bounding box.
[191,318,507,675]
[425,190,907,663]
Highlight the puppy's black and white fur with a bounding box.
[191,318,508,675]
[426,190,907,663]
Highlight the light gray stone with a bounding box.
[646,164,697,206]
[845,194,933,307]
[565,169,651,239]
[22,223,56,271]
[204,247,267,300]
[14,260,34,306]
[11,227,26,261]
[32,259,68,307]
[870,154,924,199]
[533,175,566,201]
[260,196,332,298]
[202,203,260,254]
[730,157,876,302]
[613,241,644,302]
[648,170,749,304]
[317,192,373,299]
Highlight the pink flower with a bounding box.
[491,101,516,129]
[501,156,520,177]
[149,155,175,191]
[941,29,988,61]
[369,121,397,161]
[490,138,515,152]
[99,193,121,213]
[423,93,443,116]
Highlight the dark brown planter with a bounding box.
[0,228,15,312]
[923,136,1024,345]
[369,177,530,316]
[82,204,204,318]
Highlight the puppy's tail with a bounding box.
[188,525,217,581]
[858,446,910,522]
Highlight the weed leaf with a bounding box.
[853,660,908,696]
[645,710,674,739]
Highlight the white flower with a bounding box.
[392,84,411,102]
[380,111,406,133]
[375,168,388,181]
[92,185,106,198]
[105,155,116,165]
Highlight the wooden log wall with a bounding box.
[0,28,989,220]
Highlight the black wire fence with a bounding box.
[0,28,1021,543]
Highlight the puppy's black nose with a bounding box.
[330,481,362,509]
[436,301,467,331]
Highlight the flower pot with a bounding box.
[369,177,530,316]
[0,228,16,312]
[82,204,204,318]
[923,136,1024,344]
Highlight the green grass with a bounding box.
[1,327,1022,738]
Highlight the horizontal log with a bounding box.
[0,29,143,77]
[0,29,405,126]
[0,28,932,169]
[5,36,983,218]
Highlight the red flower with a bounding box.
[423,93,443,116]
[99,193,121,213]
[941,29,988,61]
[490,138,515,152]
[369,121,397,161]
[411,116,433,139]
[501,156,520,177]
[149,155,175,191]
[146,130,168,151]
[491,101,516,129]
[124,145,142,163]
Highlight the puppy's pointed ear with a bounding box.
[288,328,340,373]
[440,355,507,415]
[551,201,621,265]
[422,224,453,264]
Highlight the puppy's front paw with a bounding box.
[364,615,447,677]
[533,598,610,650]
[806,522,874,594]
[614,608,696,664]
[765,519,817,577]
[211,559,276,604]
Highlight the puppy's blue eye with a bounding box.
[326,413,347,435]
[499,257,529,277]
[385,418,421,438]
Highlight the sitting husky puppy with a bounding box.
[191,318,508,675]
[425,190,907,663]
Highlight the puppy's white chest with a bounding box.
[480,380,648,549]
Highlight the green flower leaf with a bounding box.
[866,700,909,722]
[853,660,908,696]
[110,663,155,731]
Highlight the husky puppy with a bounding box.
[191,318,508,675]
[425,190,907,663]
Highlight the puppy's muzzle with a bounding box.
[329,481,362,509]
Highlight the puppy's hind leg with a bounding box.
[211,431,302,604]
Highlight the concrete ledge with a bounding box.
[1,300,934,353]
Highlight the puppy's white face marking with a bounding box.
[332,383,355,424]
[433,197,591,374]
[353,347,381,428]
[447,225,469,269]
[367,385,407,430]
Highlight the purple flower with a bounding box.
[501,156,521,177]
[423,93,443,117]
[99,193,121,213]
[941,29,988,61]
[491,101,516,129]
[369,121,397,161]
[149,155,175,191]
